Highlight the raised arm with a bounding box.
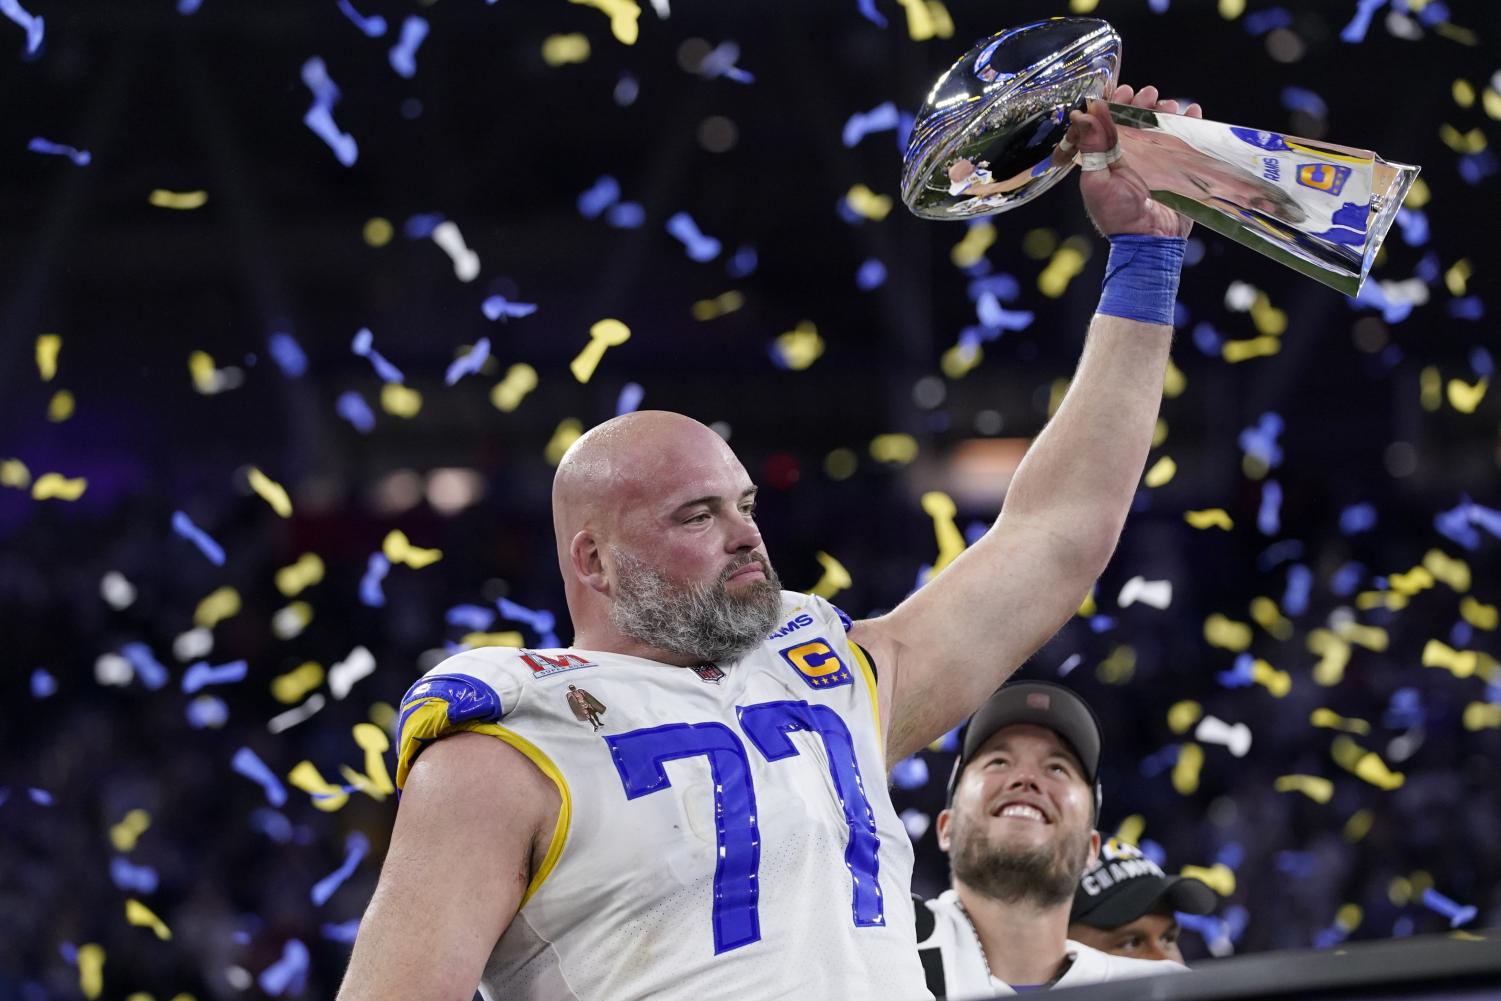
[855,86,1204,764]
[337,732,559,1001]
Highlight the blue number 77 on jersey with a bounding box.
[604,700,882,955]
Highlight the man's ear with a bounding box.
[570,531,609,595]
[935,808,954,853]
[1086,829,1102,867]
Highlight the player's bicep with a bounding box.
[337,732,557,1001]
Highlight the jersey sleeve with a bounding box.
[393,649,529,789]
[801,593,883,736]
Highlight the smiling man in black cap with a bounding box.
[914,681,1185,997]
[1069,838,1219,966]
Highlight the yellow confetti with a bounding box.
[545,418,583,466]
[1218,0,1245,17]
[1410,870,1435,897]
[148,188,208,210]
[1388,566,1435,595]
[193,586,241,630]
[922,491,966,576]
[1069,0,1100,11]
[774,320,825,371]
[1344,808,1374,842]
[370,701,396,732]
[459,630,526,649]
[352,722,396,795]
[1181,861,1234,896]
[1464,701,1501,731]
[1422,638,1496,678]
[1331,735,1404,790]
[273,602,312,642]
[1484,87,1501,120]
[1077,587,1097,618]
[383,529,442,569]
[1047,377,1071,418]
[1249,596,1292,640]
[1152,419,1168,448]
[1038,238,1090,299]
[1143,455,1176,488]
[289,760,349,811]
[808,551,852,600]
[126,898,172,941]
[1167,700,1202,734]
[1096,645,1136,685]
[1252,658,1292,697]
[32,472,87,501]
[1,458,32,489]
[36,333,61,381]
[1425,549,1471,592]
[1221,335,1282,363]
[568,0,640,44]
[1311,708,1371,735]
[1115,813,1145,845]
[1453,79,1476,107]
[1404,176,1431,208]
[363,217,393,247]
[542,33,590,66]
[895,0,953,40]
[1250,291,1288,336]
[1335,903,1363,932]
[275,553,325,597]
[1460,596,1497,629]
[1389,875,1413,906]
[844,183,893,221]
[1420,365,1443,411]
[570,318,631,384]
[188,350,218,394]
[78,943,105,1000]
[1356,588,1407,612]
[869,433,918,464]
[47,389,75,422]
[272,662,324,704]
[1308,629,1352,686]
[1022,228,1057,260]
[1204,613,1252,652]
[950,221,995,268]
[126,993,152,1001]
[1171,743,1204,795]
[491,363,539,413]
[109,808,151,852]
[380,382,422,417]
[1275,774,1334,803]
[1439,123,1486,154]
[1446,376,1488,414]
[823,448,857,481]
[247,466,293,518]
[1162,358,1186,399]
[1184,508,1233,530]
[940,342,982,379]
[1335,620,1388,652]
[690,291,745,321]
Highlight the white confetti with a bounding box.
[95,653,133,686]
[1194,715,1253,757]
[1118,576,1173,610]
[268,694,327,734]
[100,571,137,610]
[329,645,376,699]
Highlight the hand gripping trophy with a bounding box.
[900,18,1419,295]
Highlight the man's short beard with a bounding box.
[948,810,1094,910]
[608,547,784,664]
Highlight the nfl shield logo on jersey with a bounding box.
[690,663,725,684]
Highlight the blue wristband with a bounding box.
[1097,234,1186,327]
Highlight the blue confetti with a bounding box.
[1257,540,1304,571]
[616,382,645,416]
[322,920,361,944]
[312,832,370,906]
[336,0,386,37]
[963,520,988,546]
[171,510,225,566]
[403,212,443,239]
[835,197,863,226]
[1275,850,1317,878]
[1215,842,1245,870]
[1416,1,1450,26]
[1339,502,1377,535]
[896,111,915,152]
[842,101,900,148]
[606,201,646,228]
[233,747,288,807]
[855,0,887,28]
[444,337,491,387]
[27,137,89,166]
[1348,275,1415,323]
[1470,347,1494,378]
[268,332,307,378]
[360,552,390,607]
[1416,252,1441,284]
[1243,7,1292,35]
[1395,208,1429,246]
[1392,915,1416,938]
[891,756,929,790]
[30,668,55,698]
[966,273,1019,303]
[481,295,538,321]
[1457,150,1498,186]
[351,327,405,383]
[1148,0,1169,12]
[251,809,295,844]
[1180,911,1233,952]
[120,642,169,690]
[1340,0,1388,43]
[1258,479,1282,536]
[1421,888,1477,928]
[1218,653,1256,689]
[613,73,638,107]
[1280,86,1328,118]
[1330,561,1366,596]
[1383,687,1424,729]
[726,245,758,278]
[578,175,620,219]
[1238,413,1285,470]
[259,939,310,997]
[699,41,753,84]
[181,659,248,694]
[27,788,53,805]
[187,695,229,729]
[1183,237,1206,267]
[666,212,721,262]
[1138,839,1167,866]
[2,0,44,55]
[1192,322,1224,355]
[1448,296,1484,320]
[335,390,376,433]
[1450,619,1473,648]
[1140,743,1181,777]
[1173,302,1190,329]
[177,0,202,12]
[975,292,1034,331]
[110,858,159,894]
[1283,564,1313,616]
[445,603,495,631]
[387,15,428,78]
[58,942,77,964]
[301,57,358,167]
[856,258,887,291]
[497,598,560,647]
[1087,615,1115,633]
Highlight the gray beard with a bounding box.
[608,547,784,664]
[949,811,1093,910]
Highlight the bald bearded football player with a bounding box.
[337,86,1197,1001]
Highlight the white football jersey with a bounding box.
[395,592,933,1001]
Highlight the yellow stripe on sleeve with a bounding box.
[848,641,883,739]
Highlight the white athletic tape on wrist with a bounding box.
[1079,144,1123,171]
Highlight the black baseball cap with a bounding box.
[946,680,1104,816]
[1070,839,1219,928]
